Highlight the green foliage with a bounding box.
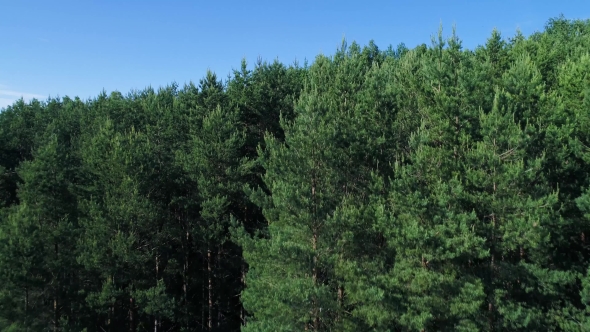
[0,15,589,332]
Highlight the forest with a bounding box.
[1,16,590,332]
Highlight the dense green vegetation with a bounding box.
[1,16,590,331]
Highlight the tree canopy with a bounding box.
[1,16,590,332]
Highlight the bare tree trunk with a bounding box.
[312,231,319,331]
[153,317,161,332]
[155,255,160,332]
[312,233,317,284]
[107,275,114,332]
[24,287,28,331]
[54,298,58,332]
[217,245,222,329]
[54,242,59,332]
[208,247,213,331]
[337,285,344,322]
[108,303,113,332]
[184,231,190,331]
[129,297,135,332]
[202,252,206,330]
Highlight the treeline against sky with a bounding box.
[1,16,590,331]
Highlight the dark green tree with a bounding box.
[0,111,83,331]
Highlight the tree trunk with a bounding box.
[217,245,222,328]
[202,253,206,330]
[208,247,213,331]
[312,231,319,331]
[24,287,28,331]
[489,180,497,331]
[129,297,135,332]
[54,298,58,332]
[337,285,344,322]
[183,232,189,331]
[108,275,114,332]
[155,255,160,332]
[311,170,319,331]
[54,242,59,332]
[108,303,113,332]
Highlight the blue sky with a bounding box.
[1,0,589,109]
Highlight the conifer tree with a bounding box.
[239,90,345,331]
[0,114,82,331]
[78,118,172,331]
[378,29,490,331]
[464,89,565,330]
[176,104,248,331]
[239,43,394,330]
[0,98,52,208]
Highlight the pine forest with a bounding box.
[2,16,590,332]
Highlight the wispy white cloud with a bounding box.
[0,90,46,100]
[0,89,47,110]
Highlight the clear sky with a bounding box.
[1,0,589,109]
